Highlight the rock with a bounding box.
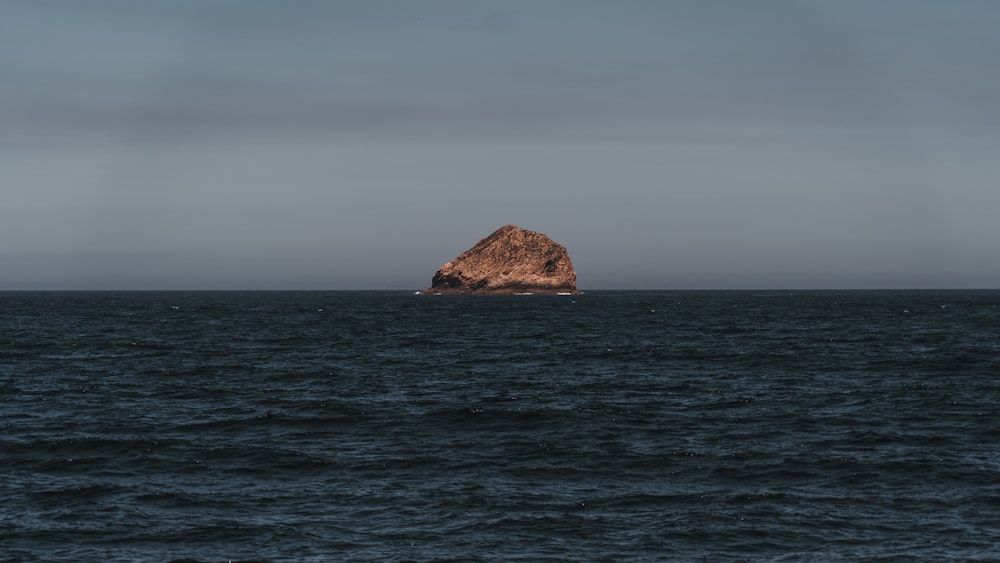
[423,225,580,294]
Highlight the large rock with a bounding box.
[424,225,579,294]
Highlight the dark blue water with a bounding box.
[2,290,999,561]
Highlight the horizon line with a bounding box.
[2,287,998,292]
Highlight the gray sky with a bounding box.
[2,0,998,289]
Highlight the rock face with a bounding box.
[424,225,579,294]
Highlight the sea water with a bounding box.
[2,290,999,561]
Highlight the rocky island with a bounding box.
[422,225,580,294]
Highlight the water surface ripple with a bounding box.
[2,291,999,561]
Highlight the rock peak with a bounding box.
[423,225,579,294]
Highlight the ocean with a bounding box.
[2,290,999,562]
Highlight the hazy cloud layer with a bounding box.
[2,0,999,288]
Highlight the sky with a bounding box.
[2,0,999,289]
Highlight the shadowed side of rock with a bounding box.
[424,225,579,294]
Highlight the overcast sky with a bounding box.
[2,0,998,289]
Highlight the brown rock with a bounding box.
[423,225,580,294]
